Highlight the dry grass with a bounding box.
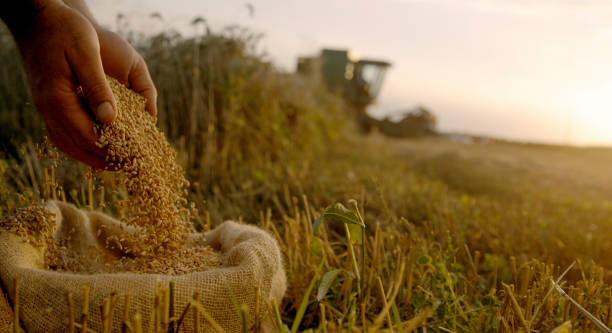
[1,20,611,332]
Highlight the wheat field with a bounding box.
[1,22,612,332]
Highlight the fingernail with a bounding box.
[96,102,115,123]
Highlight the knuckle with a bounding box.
[69,34,100,59]
[82,80,110,101]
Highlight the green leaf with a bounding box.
[316,269,341,301]
[309,236,323,257]
[436,301,448,319]
[417,255,432,266]
[322,203,361,226]
[291,260,324,333]
[313,203,363,236]
[348,223,363,245]
[392,301,403,332]
[253,169,265,183]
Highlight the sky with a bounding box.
[88,0,612,145]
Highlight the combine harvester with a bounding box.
[297,48,436,137]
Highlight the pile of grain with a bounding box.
[0,204,57,255]
[0,204,88,273]
[0,77,221,275]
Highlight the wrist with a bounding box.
[1,0,62,35]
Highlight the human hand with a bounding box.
[12,1,114,168]
[10,0,156,168]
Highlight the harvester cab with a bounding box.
[297,49,391,131]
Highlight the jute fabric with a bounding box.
[0,201,286,332]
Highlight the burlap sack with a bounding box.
[0,287,13,331]
[0,201,286,332]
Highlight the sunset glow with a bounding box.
[90,0,612,145]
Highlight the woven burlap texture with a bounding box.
[0,201,286,332]
[0,288,13,331]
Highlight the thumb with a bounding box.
[67,36,117,123]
